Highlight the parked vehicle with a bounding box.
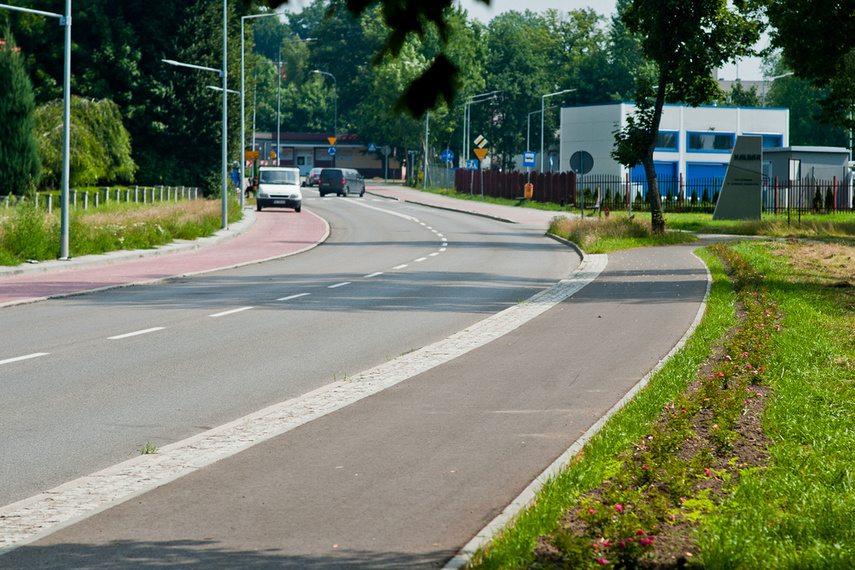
[303,168,322,187]
[256,167,302,212]
[318,168,365,197]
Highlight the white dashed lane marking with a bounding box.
[0,353,49,366]
[328,282,351,289]
[277,293,310,301]
[364,272,383,278]
[393,264,408,270]
[108,327,166,340]
[210,307,254,318]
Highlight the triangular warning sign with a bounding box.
[473,147,488,160]
[328,137,337,146]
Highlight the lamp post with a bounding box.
[527,106,556,169]
[241,12,278,209]
[462,90,502,164]
[762,72,794,107]
[163,58,228,228]
[0,1,72,258]
[161,0,229,230]
[312,69,337,137]
[541,88,575,173]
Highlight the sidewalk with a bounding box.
[0,207,329,308]
[0,189,710,569]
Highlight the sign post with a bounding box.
[473,147,488,197]
[570,150,594,215]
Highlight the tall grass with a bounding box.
[0,197,241,265]
[549,214,698,253]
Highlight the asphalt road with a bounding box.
[0,194,577,507]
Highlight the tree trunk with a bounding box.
[645,74,669,235]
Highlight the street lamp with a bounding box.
[163,58,228,229]
[541,88,575,172]
[462,90,502,164]
[241,12,278,209]
[762,72,794,107]
[527,106,556,172]
[0,1,72,258]
[312,69,337,138]
[161,0,229,230]
[404,61,431,189]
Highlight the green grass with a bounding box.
[695,242,855,568]
[548,214,699,253]
[469,240,855,568]
[467,249,737,568]
[0,196,242,265]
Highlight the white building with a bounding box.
[559,103,790,185]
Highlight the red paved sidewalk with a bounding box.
[0,208,329,307]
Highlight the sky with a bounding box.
[456,0,767,80]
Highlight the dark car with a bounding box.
[303,168,322,187]
[318,168,365,197]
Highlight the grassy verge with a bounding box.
[468,239,855,568]
[0,197,242,266]
[548,215,699,253]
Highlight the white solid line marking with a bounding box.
[0,353,49,366]
[277,293,310,301]
[210,307,254,318]
[108,327,165,340]
[364,272,383,278]
[393,264,408,270]
[414,257,428,262]
[328,282,351,289]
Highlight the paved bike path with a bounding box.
[1,219,709,569]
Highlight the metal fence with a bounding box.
[564,173,854,215]
[1,185,201,214]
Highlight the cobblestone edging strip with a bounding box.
[0,254,607,555]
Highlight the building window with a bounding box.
[744,134,784,149]
[655,131,679,151]
[338,148,353,161]
[688,132,734,152]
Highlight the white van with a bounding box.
[256,167,303,212]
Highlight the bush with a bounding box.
[0,200,56,261]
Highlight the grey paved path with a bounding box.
[0,188,711,569]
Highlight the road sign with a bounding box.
[327,137,337,146]
[474,134,487,148]
[381,145,392,156]
[466,159,479,170]
[246,150,259,160]
[570,150,594,175]
[523,151,536,168]
[327,146,337,156]
[440,149,454,163]
[473,147,488,160]
[368,143,377,152]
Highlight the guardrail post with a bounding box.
[83,191,89,210]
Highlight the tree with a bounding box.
[0,26,41,195]
[611,0,762,233]
[720,80,761,107]
[35,96,136,188]
[765,0,855,132]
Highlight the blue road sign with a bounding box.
[523,151,536,167]
[466,159,479,170]
[327,146,337,156]
[441,149,454,163]
[368,143,377,152]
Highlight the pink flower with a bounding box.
[597,558,609,565]
[713,424,719,429]
[636,529,645,535]
[643,465,649,470]
[680,497,686,503]
[589,509,596,514]
[615,504,623,512]
[704,468,711,476]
